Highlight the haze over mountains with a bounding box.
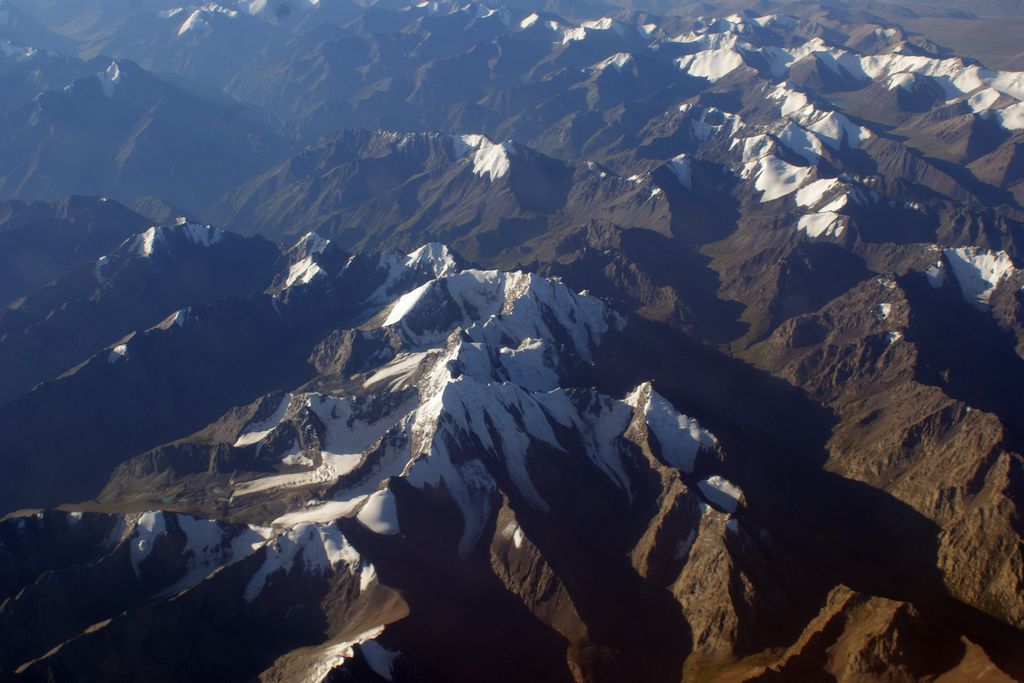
[1,0,1023,681]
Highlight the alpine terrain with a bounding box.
[1,0,1024,681]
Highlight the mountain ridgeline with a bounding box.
[1,0,1024,681]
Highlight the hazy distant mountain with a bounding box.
[0,195,150,304]
[0,59,296,212]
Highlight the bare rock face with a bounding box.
[3,3,1024,680]
[490,501,587,639]
[745,586,999,682]
[747,272,1024,636]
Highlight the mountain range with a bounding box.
[1,0,1023,681]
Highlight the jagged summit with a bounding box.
[1,3,1024,681]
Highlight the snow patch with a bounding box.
[356,488,401,535]
[593,52,633,72]
[244,522,359,602]
[234,394,291,447]
[697,476,743,513]
[285,256,324,287]
[98,61,122,98]
[668,154,693,189]
[943,247,1016,306]
[561,17,625,44]
[626,383,716,474]
[746,156,812,202]
[795,178,841,208]
[130,511,167,575]
[405,243,459,278]
[305,627,395,683]
[924,260,946,288]
[676,42,745,81]
[798,212,846,238]
[107,343,128,364]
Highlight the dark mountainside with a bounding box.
[1,0,1023,681]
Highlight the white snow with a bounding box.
[232,393,414,498]
[680,104,744,141]
[924,260,946,288]
[795,178,841,208]
[359,561,377,590]
[134,222,223,258]
[361,640,399,681]
[968,87,1002,112]
[296,231,331,255]
[676,42,746,81]
[280,440,313,467]
[130,511,167,575]
[309,394,414,479]
[534,389,633,495]
[943,247,1016,306]
[821,193,851,213]
[363,352,432,391]
[107,343,128,364]
[747,156,812,202]
[593,52,633,72]
[285,255,324,287]
[167,308,190,328]
[843,53,1024,129]
[697,476,743,513]
[0,39,37,60]
[770,85,871,150]
[244,522,360,602]
[356,488,401,535]
[472,140,513,180]
[234,394,291,447]
[404,431,497,558]
[452,135,514,180]
[664,13,1024,132]
[995,101,1024,130]
[626,383,716,473]
[878,303,892,319]
[161,515,264,596]
[733,134,776,163]
[404,243,459,278]
[383,281,431,325]
[668,154,693,189]
[176,4,239,37]
[498,338,559,391]
[776,121,823,162]
[304,627,393,683]
[798,212,846,238]
[98,61,122,98]
[561,17,625,44]
[519,12,538,29]
[272,497,368,527]
[221,253,706,566]
[887,72,917,91]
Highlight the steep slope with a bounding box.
[0,59,296,212]
[0,5,1023,682]
[0,195,150,305]
[0,39,96,115]
[4,238,1022,681]
[0,218,281,404]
